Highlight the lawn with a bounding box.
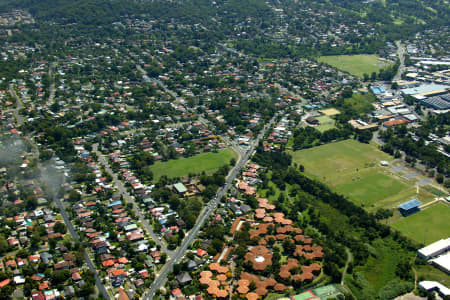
[318,54,392,78]
[391,203,450,244]
[291,140,435,211]
[343,93,376,115]
[315,115,336,132]
[335,171,408,208]
[415,264,450,287]
[149,149,237,180]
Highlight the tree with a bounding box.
[68,190,81,202]
[0,236,8,255]
[436,173,444,184]
[342,87,353,99]
[54,222,67,234]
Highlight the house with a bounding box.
[63,286,75,297]
[31,291,45,300]
[196,248,207,257]
[186,260,198,271]
[173,183,188,195]
[118,288,130,300]
[0,279,10,287]
[306,116,319,125]
[176,272,193,286]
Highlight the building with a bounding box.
[420,94,450,110]
[371,86,386,95]
[401,84,449,98]
[418,281,450,297]
[418,238,450,259]
[398,199,422,216]
[348,119,378,131]
[305,117,319,125]
[430,252,450,274]
[173,182,188,195]
[383,118,409,128]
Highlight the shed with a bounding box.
[398,199,422,216]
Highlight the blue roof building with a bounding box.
[398,199,422,216]
[371,86,386,95]
[108,200,122,207]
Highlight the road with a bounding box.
[92,143,172,256]
[51,182,111,300]
[46,62,56,107]
[144,113,279,299]
[137,64,246,161]
[394,41,406,82]
[8,84,24,126]
[11,83,110,299]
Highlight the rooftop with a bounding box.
[418,238,450,258]
[398,199,422,210]
[401,84,449,96]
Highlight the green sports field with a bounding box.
[317,54,393,78]
[292,140,435,211]
[149,149,237,180]
[315,115,336,132]
[391,203,450,244]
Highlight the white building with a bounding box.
[418,238,450,259]
[430,252,450,274]
[419,281,450,297]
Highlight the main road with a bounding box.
[143,113,279,299]
[394,41,406,82]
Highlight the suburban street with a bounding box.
[46,62,56,107]
[93,143,173,256]
[10,87,111,299]
[52,181,112,300]
[143,113,279,299]
[8,84,24,126]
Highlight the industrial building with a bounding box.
[419,281,450,297]
[418,238,450,259]
[401,84,449,98]
[420,94,450,110]
[430,252,450,274]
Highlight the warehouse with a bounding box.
[430,252,450,274]
[401,84,449,98]
[420,94,450,110]
[418,238,450,259]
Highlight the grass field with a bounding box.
[318,54,392,78]
[315,115,336,132]
[391,203,450,244]
[343,93,376,115]
[149,149,237,180]
[415,264,450,287]
[291,140,435,211]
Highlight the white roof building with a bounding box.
[418,238,450,259]
[419,281,450,296]
[430,252,450,274]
